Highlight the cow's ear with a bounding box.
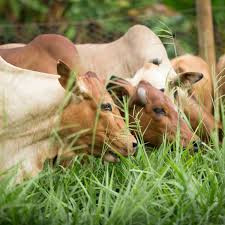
[169,72,203,89]
[107,76,135,102]
[57,60,76,90]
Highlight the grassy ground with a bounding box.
[0,117,225,225]
[0,23,225,225]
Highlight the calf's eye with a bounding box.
[153,107,166,115]
[101,103,112,111]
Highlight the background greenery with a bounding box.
[0,0,224,58]
[0,1,225,225]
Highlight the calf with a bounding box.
[171,54,213,112]
[0,57,136,182]
[108,78,200,149]
[128,54,222,140]
[171,54,221,140]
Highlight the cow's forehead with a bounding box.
[78,75,113,103]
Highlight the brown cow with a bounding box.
[108,78,200,149]
[0,34,84,75]
[0,57,136,182]
[171,54,222,140]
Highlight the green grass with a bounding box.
[1,111,225,225]
[1,23,225,225]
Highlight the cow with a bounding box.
[0,25,176,85]
[130,55,222,140]
[0,31,201,148]
[171,54,213,112]
[75,25,176,85]
[171,54,222,140]
[0,34,84,75]
[0,57,137,182]
[108,78,200,148]
[217,54,225,97]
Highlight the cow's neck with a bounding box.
[0,116,61,184]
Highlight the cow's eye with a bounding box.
[153,107,166,115]
[101,103,112,111]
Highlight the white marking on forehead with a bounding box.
[130,62,172,90]
[137,87,147,105]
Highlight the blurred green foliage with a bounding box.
[0,0,224,58]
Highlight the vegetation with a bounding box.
[0,1,225,225]
[0,110,224,224]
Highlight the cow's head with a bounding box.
[130,61,167,91]
[131,60,203,94]
[131,59,217,141]
[171,55,223,141]
[57,60,137,162]
[108,77,201,150]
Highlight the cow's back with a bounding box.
[76,25,176,81]
[0,34,82,75]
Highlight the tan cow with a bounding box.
[76,25,176,86]
[171,54,222,140]
[0,57,136,182]
[0,25,176,86]
[171,54,213,112]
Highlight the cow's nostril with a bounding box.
[193,142,198,152]
[133,142,137,149]
[193,141,202,153]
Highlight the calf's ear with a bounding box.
[57,60,76,91]
[106,76,135,102]
[169,72,203,89]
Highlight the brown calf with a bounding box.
[171,54,222,140]
[58,62,137,163]
[0,58,136,182]
[108,78,200,149]
[0,34,84,75]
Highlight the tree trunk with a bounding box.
[196,0,216,75]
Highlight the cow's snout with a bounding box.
[132,142,138,156]
[192,140,203,153]
[133,142,137,149]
